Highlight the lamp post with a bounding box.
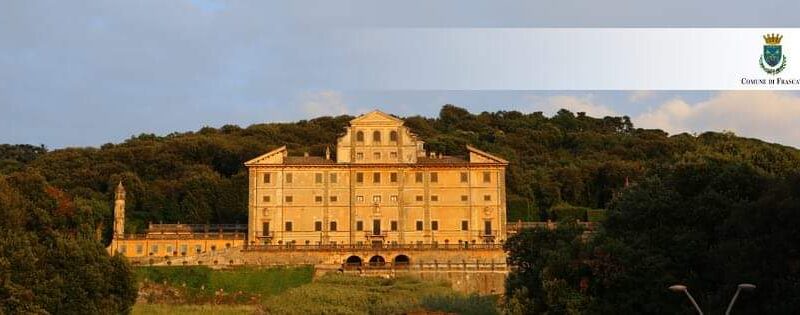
[668,283,756,315]
[669,285,703,315]
[724,283,756,315]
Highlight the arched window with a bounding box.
[356,131,364,142]
[389,131,398,142]
[373,131,381,142]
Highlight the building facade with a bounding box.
[245,111,508,247]
[108,110,508,261]
[107,182,247,258]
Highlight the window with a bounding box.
[461,220,469,231]
[285,196,293,203]
[373,220,381,235]
[416,221,424,231]
[315,173,323,183]
[390,195,398,202]
[263,173,271,184]
[483,172,491,183]
[390,172,398,182]
[461,195,468,201]
[460,172,468,183]
[166,245,173,254]
[315,221,322,231]
[373,195,382,203]
[484,221,492,235]
[195,245,202,253]
[415,195,424,201]
[356,221,364,231]
[356,172,364,183]
[356,131,364,142]
[431,221,439,231]
[315,196,323,203]
[180,245,188,255]
[356,195,364,202]
[330,173,337,183]
[415,172,423,183]
[262,195,270,202]
[330,221,337,231]
[356,152,364,160]
[391,221,398,231]
[373,152,381,160]
[285,222,293,231]
[389,130,398,142]
[430,172,438,183]
[330,195,338,202]
[484,194,491,201]
[373,130,381,142]
[136,244,143,254]
[373,172,381,183]
[431,195,439,202]
[151,245,158,254]
[262,222,270,236]
[286,173,293,183]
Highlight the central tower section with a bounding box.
[335,111,425,164]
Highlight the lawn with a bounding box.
[132,304,257,315]
[135,265,314,304]
[261,274,499,315]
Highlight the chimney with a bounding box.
[325,146,331,160]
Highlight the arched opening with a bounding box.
[373,131,381,142]
[356,131,364,142]
[345,255,363,269]
[389,131,398,142]
[393,255,410,268]
[368,255,386,267]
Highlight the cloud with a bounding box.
[634,91,800,148]
[526,95,618,117]
[297,90,350,117]
[628,91,654,102]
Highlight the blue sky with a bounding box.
[2,1,800,148]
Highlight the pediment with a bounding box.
[467,145,508,164]
[244,146,287,166]
[350,110,404,126]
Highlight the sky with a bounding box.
[2,1,800,149]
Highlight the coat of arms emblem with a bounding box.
[760,33,787,74]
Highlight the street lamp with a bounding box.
[725,283,756,315]
[669,283,756,315]
[668,285,703,315]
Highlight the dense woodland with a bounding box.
[2,105,800,242]
[1,105,800,313]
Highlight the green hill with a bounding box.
[2,105,799,244]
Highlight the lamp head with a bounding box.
[738,283,756,291]
[668,285,687,292]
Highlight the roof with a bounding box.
[417,156,468,164]
[284,156,336,165]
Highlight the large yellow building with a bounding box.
[245,111,508,247]
[109,110,508,261]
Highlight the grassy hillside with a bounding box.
[135,266,314,304]
[261,274,498,315]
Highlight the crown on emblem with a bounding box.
[764,33,783,45]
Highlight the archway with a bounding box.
[345,255,363,269]
[368,255,386,267]
[393,255,410,268]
